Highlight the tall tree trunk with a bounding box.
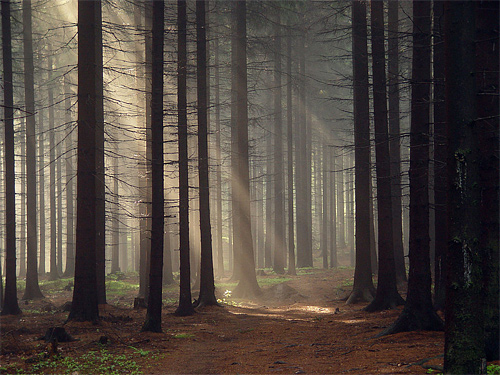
[232,0,260,298]
[273,9,285,274]
[38,108,45,276]
[63,76,75,277]
[346,0,375,304]
[175,0,194,317]
[56,132,63,275]
[364,0,404,312]
[337,154,345,249]
[330,150,337,268]
[432,0,446,310]
[286,30,295,275]
[20,126,26,278]
[321,143,329,269]
[476,0,499,361]
[68,0,102,322]
[48,46,58,281]
[380,0,442,336]
[111,155,120,273]
[214,31,224,277]
[21,0,43,299]
[444,2,484,372]
[142,0,165,332]
[1,0,21,315]
[388,0,406,284]
[195,0,218,308]
[264,124,273,269]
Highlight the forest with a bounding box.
[0,0,498,374]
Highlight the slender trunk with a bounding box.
[56,131,63,275]
[195,0,217,307]
[111,156,120,273]
[388,0,406,284]
[346,0,375,304]
[20,127,26,278]
[273,9,284,274]
[364,0,403,312]
[142,0,165,332]
[286,31,295,275]
[38,108,45,275]
[175,0,194,317]
[321,144,328,269]
[330,150,337,268]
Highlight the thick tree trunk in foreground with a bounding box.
[380,0,442,336]
[22,0,43,299]
[1,0,21,315]
[142,0,165,332]
[444,2,484,372]
[68,0,102,323]
[364,0,403,312]
[346,0,375,305]
[476,0,499,361]
[175,0,194,317]
[195,0,218,308]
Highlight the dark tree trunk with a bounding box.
[1,0,21,315]
[63,76,75,277]
[20,127,26,279]
[296,23,312,268]
[95,0,106,305]
[195,0,218,308]
[38,108,45,275]
[264,125,273,270]
[476,0,499,361]
[330,150,337,269]
[22,0,43,299]
[142,0,164,332]
[444,2,484,372]
[48,45,59,281]
[111,156,120,274]
[214,32,224,277]
[273,9,285,275]
[286,30,295,276]
[68,0,102,323]
[175,0,194,317]
[364,0,404,312]
[380,0,442,336]
[387,0,406,285]
[346,0,375,305]
[232,0,261,298]
[321,144,329,269]
[432,0,446,310]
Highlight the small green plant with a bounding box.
[488,364,500,375]
[173,333,194,339]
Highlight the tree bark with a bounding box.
[68,0,102,323]
[1,0,21,315]
[142,0,165,332]
[380,0,442,336]
[286,30,295,276]
[195,0,218,308]
[175,0,194,317]
[346,0,375,305]
[444,2,484,372]
[364,0,404,312]
[38,108,45,275]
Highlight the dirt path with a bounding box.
[1,268,446,374]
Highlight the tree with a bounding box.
[194,0,218,308]
[1,0,21,316]
[38,108,45,276]
[476,0,499,361]
[380,0,442,335]
[142,0,165,332]
[175,0,194,317]
[232,0,261,298]
[364,0,404,312]
[346,0,375,305]
[68,0,103,323]
[432,0,446,310]
[387,0,406,285]
[22,0,43,299]
[273,7,285,275]
[285,29,295,276]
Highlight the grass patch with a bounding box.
[257,277,292,287]
[172,333,194,339]
[106,280,139,297]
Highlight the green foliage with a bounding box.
[105,280,139,296]
[22,348,144,374]
[488,364,500,375]
[172,333,194,339]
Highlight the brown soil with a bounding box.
[1,268,449,374]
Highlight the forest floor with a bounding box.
[0,259,465,374]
